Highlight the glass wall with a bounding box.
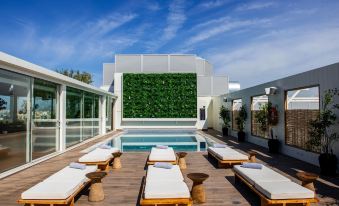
[66,87,100,148]
[232,99,242,131]
[32,79,59,160]
[0,69,30,173]
[251,95,269,138]
[106,97,113,132]
[66,87,82,147]
[285,86,320,152]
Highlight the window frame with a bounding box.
[231,98,242,131]
[284,84,320,152]
[250,94,269,139]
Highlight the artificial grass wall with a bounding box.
[123,73,197,118]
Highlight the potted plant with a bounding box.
[268,128,279,153]
[235,105,247,142]
[255,102,280,152]
[219,105,231,137]
[307,89,339,176]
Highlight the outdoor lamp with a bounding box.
[265,87,278,95]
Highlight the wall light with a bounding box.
[265,87,278,95]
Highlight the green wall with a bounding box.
[123,73,197,118]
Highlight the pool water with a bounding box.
[108,130,207,152]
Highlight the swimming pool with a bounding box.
[108,130,209,152]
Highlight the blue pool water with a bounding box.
[108,130,207,152]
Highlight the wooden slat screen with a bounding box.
[251,111,269,138]
[232,111,239,131]
[285,109,320,152]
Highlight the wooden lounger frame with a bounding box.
[79,158,112,171]
[208,150,248,168]
[17,180,89,206]
[139,176,193,206]
[233,170,319,206]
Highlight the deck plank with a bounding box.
[0,130,337,206]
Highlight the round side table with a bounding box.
[248,151,257,163]
[86,171,107,202]
[187,173,209,204]
[296,172,318,191]
[112,152,122,169]
[177,152,188,169]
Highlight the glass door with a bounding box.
[31,79,59,160]
[0,69,31,173]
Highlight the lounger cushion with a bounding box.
[149,147,176,161]
[45,165,97,183]
[144,181,190,199]
[233,165,291,185]
[21,180,81,199]
[146,165,184,182]
[208,147,248,161]
[255,181,315,199]
[79,147,119,163]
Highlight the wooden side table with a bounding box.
[248,151,257,163]
[177,152,187,169]
[187,173,209,204]
[296,172,318,192]
[112,152,122,169]
[86,172,107,202]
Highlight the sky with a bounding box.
[1,0,339,88]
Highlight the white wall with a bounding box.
[217,63,339,167]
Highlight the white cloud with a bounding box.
[236,2,276,11]
[145,0,186,52]
[187,18,270,45]
[199,0,229,9]
[163,0,186,40]
[208,27,339,88]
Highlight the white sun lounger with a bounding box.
[78,147,119,171]
[233,165,318,206]
[147,147,177,165]
[208,146,249,167]
[140,165,192,205]
[18,165,97,206]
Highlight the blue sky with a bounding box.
[1,0,339,88]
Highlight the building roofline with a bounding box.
[0,51,116,98]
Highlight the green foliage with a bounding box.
[123,73,197,118]
[56,69,93,84]
[255,102,278,132]
[0,98,7,110]
[307,89,339,154]
[219,105,231,128]
[236,105,247,132]
[255,103,269,132]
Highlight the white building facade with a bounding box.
[0,52,116,178]
[102,54,230,130]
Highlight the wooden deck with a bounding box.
[0,130,338,206]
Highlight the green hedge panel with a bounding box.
[123,73,197,118]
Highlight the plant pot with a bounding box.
[222,127,228,137]
[268,139,279,153]
[237,131,245,142]
[319,153,337,176]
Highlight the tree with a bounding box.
[0,98,7,110]
[55,69,93,84]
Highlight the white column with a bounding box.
[59,85,67,151]
[99,96,106,135]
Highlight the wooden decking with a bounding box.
[0,130,338,206]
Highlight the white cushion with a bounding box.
[144,181,190,199]
[233,165,291,185]
[78,147,119,163]
[208,147,248,161]
[255,181,315,199]
[45,165,97,183]
[146,165,183,182]
[21,180,82,199]
[149,147,176,161]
